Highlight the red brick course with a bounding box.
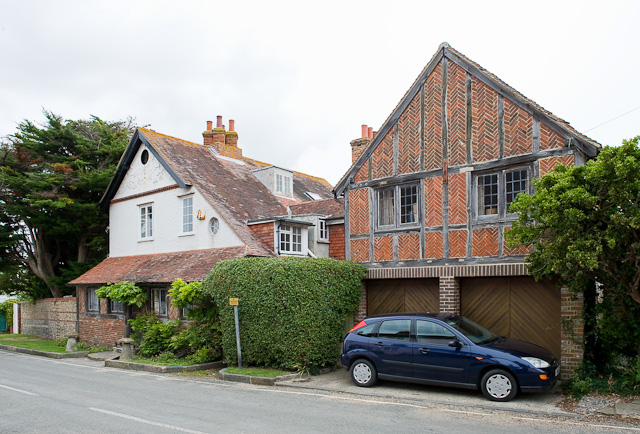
[447,62,468,166]
[374,236,393,262]
[398,233,421,261]
[472,227,500,257]
[448,173,467,225]
[424,63,443,171]
[328,224,345,260]
[249,222,275,252]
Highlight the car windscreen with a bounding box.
[445,316,498,344]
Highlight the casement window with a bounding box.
[376,184,419,229]
[475,167,529,218]
[279,224,303,254]
[87,288,99,312]
[151,288,167,317]
[110,299,124,314]
[140,204,153,239]
[275,173,292,196]
[182,196,193,233]
[318,219,329,242]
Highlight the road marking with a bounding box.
[0,384,38,396]
[88,407,211,434]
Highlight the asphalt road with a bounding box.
[0,351,637,434]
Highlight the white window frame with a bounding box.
[474,166,530,221]
[318,219,329,242]
[279,224,305,255]
[274,170,293,198]
[139,203,153,240]
[375,183,420,231]
[181,195,194,234]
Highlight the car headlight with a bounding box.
[521,357,550,368]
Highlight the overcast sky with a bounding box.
[1,1,638,185]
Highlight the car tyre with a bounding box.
[480,369,518,402]
[349,359,377,387]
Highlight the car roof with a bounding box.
[364,312,455,322]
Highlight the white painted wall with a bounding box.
[109,144,244,257]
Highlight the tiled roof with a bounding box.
[289,198,344,218]
[130,128,332,256]
[68,247,247,285]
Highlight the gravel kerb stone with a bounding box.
[105,359,225,373]
[219,368,307,386]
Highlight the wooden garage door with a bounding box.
[461,277,561,358]
[367,279,438,315]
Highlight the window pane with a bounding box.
[478,174,498,216]
[400,185,418,224]
[292,226,302,252]
[377,189,394,226]
[280,225,291,252]
[506,169,528,209]
[110,299,123,313]
[88,289,98,312]
[140,207,147,238]
[416,320,456,344]
[319,220,328,241]
[276,174,283,193]
[284,176,291,195]
[147,206,153,237]
[153,289,167,316]
[378,319,411,341]
[182,197,193,233]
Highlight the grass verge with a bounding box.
[0,334,73,353]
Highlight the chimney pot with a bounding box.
[368,127,373,139]
[206,120,213,130]
[229,119,235,132]
[361,124,368,138]
[216,116,223,128]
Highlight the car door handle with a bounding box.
[419,348,429,353]
[375,341,384,347]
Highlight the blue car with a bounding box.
[340,313,559,402]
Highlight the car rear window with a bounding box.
[377,319,411,341]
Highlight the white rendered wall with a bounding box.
[109,145,244,257]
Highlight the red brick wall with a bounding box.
[372,130,394,179]
[328,224,345,260]
[504,99,533,157]
[448,229,468,258]
[560,286,584,379]
[398,233,420,261]
[439,276,460,313]
[447,62,468,166]
[424,62,443,171]
[540,122,566,150]
[425,232,444,259]
[349,188,370,235]
[398,93,421,175]
[472,227,500,257]
[425,177,443,227]
[249,222,275,252]
[374,236,393,262]
[539,154,575,176]
[351,238,370,263]
[448,173,467,225]
[471,76,499,163]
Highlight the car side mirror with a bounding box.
[448,339,462,348]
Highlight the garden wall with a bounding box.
[19,297,77,340]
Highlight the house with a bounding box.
[333,43,601,377]
[69,117,344,347]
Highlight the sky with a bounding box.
[1,1,639,186]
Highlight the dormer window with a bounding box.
[279,224,305,255]
[318,219,329,242]
[276,173,292,196]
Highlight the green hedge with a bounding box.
[204,257,366,371]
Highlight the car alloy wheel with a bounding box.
[349,359,377,387]
[481,369,517,401]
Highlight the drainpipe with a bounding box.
[276,221,281,255]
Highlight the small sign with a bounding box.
[229,298,239,306]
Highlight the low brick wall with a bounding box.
[19,298,77,340]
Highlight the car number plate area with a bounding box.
[555,366,561,377]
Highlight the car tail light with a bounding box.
[348,320,368,333]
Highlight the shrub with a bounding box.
[204,257,366,371]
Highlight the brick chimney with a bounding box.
[350,124,373,164]
[203,116,242,159]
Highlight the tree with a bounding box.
[507,136,640,369]
[0,111,134,298]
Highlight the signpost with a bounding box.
[229,298,242,369]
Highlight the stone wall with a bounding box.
[19,297,77,340]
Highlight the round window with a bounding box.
[141,149,149,164]
[209,217,219,234]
